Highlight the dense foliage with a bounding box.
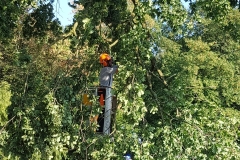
[0,0,239,159]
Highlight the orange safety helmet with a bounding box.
[99,53,111,67]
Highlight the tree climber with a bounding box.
[99,53,118,88]
[97,53,118,132]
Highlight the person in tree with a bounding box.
[99,53,118,88]
[97,53,118,132]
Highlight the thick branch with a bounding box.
[0,116,16,134]
[109,39,119,48]
[50,22,78,45]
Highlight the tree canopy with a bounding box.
[0,0,239,159]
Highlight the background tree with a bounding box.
[0,0,33,40]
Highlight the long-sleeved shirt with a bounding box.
[99,65,118,87]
